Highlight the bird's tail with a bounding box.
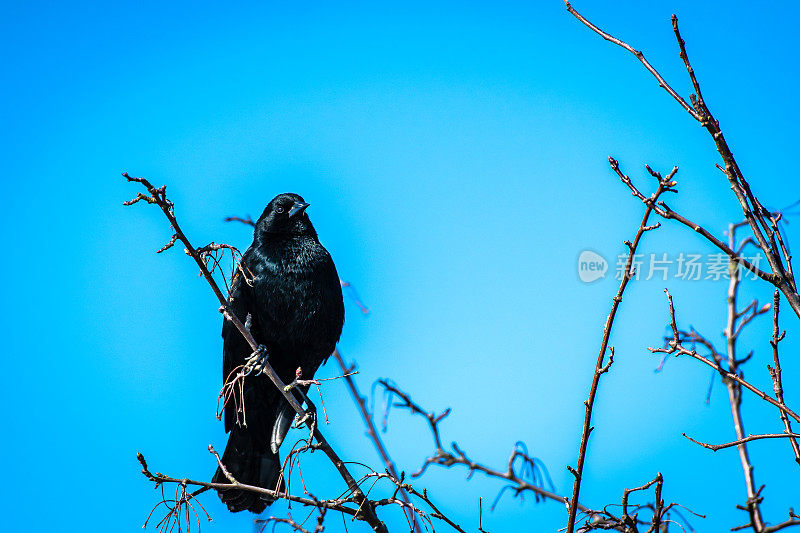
[212,428,283,513]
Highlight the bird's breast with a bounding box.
[246,242,343,357]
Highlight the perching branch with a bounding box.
[141,446,479,533]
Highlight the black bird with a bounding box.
[212,193,344,513]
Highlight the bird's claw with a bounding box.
[244,345,269,376]
[293,409,315,429]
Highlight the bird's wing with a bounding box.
[271,404,296,453]
[320,248,346,351]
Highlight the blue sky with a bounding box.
[2,1,799,531]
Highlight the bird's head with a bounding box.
[255,193,316,237]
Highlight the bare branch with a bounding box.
[224,215,255,227]
[376,381,599,517]
[621,473,663,531]
[137,451,365,517]
[333,350,423,533]
[682,433,800,452]
[562,1,700,120]
[565,165,673,533]
[763,513,800,533]
[768,290,800,466]
[651,290,800,424]
[609,158,776,284]
[723,224,765,531]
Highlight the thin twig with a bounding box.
[682,433,800,452]
[377,381,594,515]
[332,350,423,533]
[768,290,800,466]
[562,1,700,120]
[565,165,674,533]
[651,290,800,424]
[609,158,775,284]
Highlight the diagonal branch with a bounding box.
[562,1,700,120]
[332,350,423,533]
[652,289,800,424]
[610,158,775,285]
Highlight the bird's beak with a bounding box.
[288,201,310,218]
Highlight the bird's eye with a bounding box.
[275,206,285,214]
